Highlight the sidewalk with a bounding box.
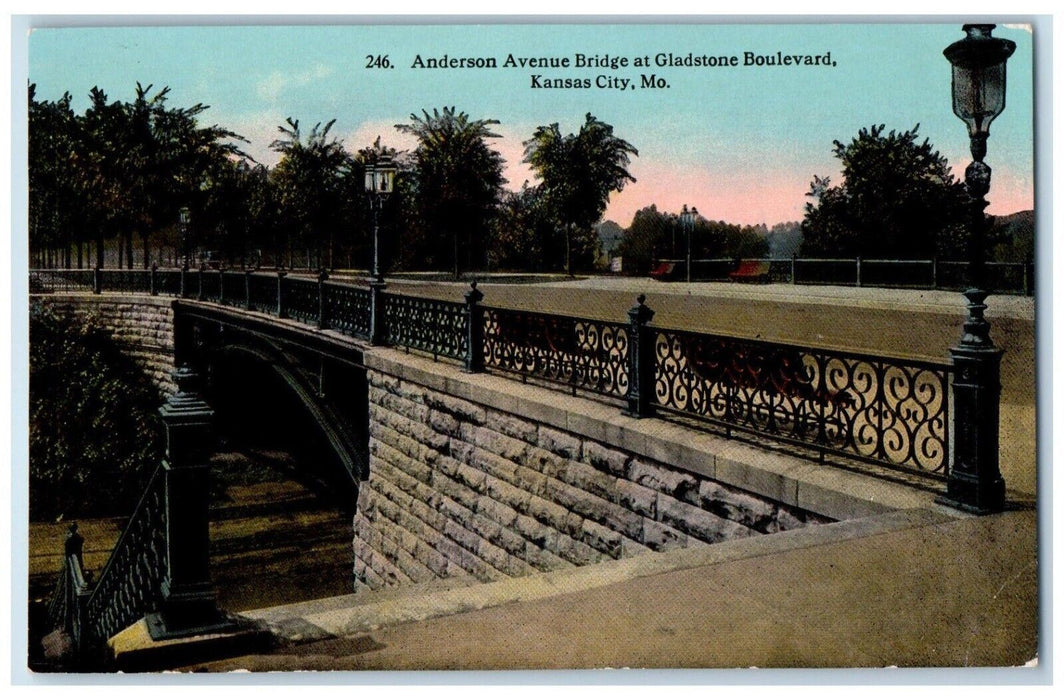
[191,504,1038,673]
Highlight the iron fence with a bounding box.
[29,267,963,479]
[382,293,467,361]
[82,465,167,644]
[647,258,1032,294]
[30,269,95,293]
[652,329,951,477]
[483,307,630,399]
[323,282,371,338]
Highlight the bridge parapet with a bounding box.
[30,268,1005,513]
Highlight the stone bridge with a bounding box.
[34,289,939,600]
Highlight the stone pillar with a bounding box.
[464,281,484,373]
[146,366,235,640]
[855,256,862,287]
[624,294,656,418]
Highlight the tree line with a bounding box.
[29,85,638,276]
[29,81,1015,275]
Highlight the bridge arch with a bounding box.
[175,302,370,510]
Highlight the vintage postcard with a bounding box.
[18,17,1039,678]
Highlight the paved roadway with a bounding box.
[369,275,1037,496]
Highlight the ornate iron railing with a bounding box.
[29,268,966,479]
[46,552,91,652]
[199,270,221,303]
[323,282,371,338]
[156,270,183,297]
[30,269,95,293]
[283,276,320,325]
[382,293,467,360]
[99,269,152,294]
[482,307,630,399]
[246,273,278,314]
[82,464,169,644]
[652,329,951,476]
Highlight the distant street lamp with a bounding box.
[680,204,698,283]
[364,155,398,346]
[940,24,1015,514]
[364,155,398,284]
[178,207,190,270]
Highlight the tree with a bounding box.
[28,85,82,268]
[29,304,164,519]
[801,124,969,258]
[31,83,247,269]
[492,184,561,271]
[615,205,671,274]
[270,118,353,269]
[396,107,505,278]
[523,114,638,275]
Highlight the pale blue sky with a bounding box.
[28,22,1035,226]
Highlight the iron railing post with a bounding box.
[180,263,189,299]
[150,263,158,296]
[791,255,797,285]
[196,264,205,301]
[369,280,387,345]
[317,269,329,330]
[940,291,1006,513]
[464,281,484,373]
[244,270,251,310]
[92,266,101,295]
[218,268,226,305]
[855,256,862,287]
[277,270,287,319]
[146,365,234,640]
[624,294,656,418]
[932,257,939,289]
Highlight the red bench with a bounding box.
[729,260,770,283]
[650,262,677,281]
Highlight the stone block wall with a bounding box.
[355,367,833,590]
[31,294,176,394]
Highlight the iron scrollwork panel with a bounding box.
[653,329,949,475]
[323,282,371,338]
[283,277,320,325]
[482,308,630,399]
[247,274,278,314]
[383,294,467,360]
[83,467,168,644]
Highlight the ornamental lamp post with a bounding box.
[680,204,698,283]
[364,155,398,345]
[179,207,191,270]
[939,23,1015,514]
[364,155,398,284]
